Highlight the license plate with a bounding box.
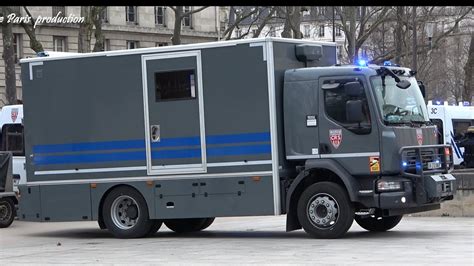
[427,161,441,169]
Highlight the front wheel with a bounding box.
[0,197,15,228]
[297,182,354,239]
[102,186,154,238]
[355,215,403,232]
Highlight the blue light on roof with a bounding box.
[356,59,368,67]
[463,101,470,106]
[384,61,392,66]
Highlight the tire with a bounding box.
[355,215,403,232]
[297,182,354,239]
[165,218,215,233]
[146,220,163,236]
[198,217,215,231]
[0,197,15,228]
[102,186,154,238]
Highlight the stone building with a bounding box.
[0,6,223,106]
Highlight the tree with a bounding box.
[336,6,391,63]
[92,6,107,52]
[463,32,474,103]
[20,6,44,53]
[222,7,260,40]
[168,6,209,45]
[371,7,473,64]
[78,6,107,53]
[280,6,305,39]
[78,6,93,53]
[1,6,17,105]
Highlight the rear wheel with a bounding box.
[0,197,15,228]
[102,186,154,238]
[297,182,354,239]
[355,215,403,232]
[165,218,215,233]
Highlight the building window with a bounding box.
[236,29,242,38]
[182,6,192,27]
[155,70,196,101]
[104,39,110,51]
[319,25,325,37]
[252,29,258,37]
[13,34,22,63]
[100,7,108,23]
[126,41,139,49]
[156,42,168,47]
[52,6,66,18]
[319,7,326,16]
[155,6,166,26]
[335,25,342,37]
[251,7,257,19]
[126,6,138,24]
[304,25,311,38]
[10,6,21,15]
[269,26,276,37]
[53,36,67,52]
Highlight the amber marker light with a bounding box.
[251,176,261,182]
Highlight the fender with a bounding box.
[285,159,360,231]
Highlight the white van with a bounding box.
[427,100,474,167]
[0,104,25,191]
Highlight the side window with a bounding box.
[323,79,371,134]
[1,124,24,156]
[453,120,471,141]
[430,118,444,144]
[155,69,196,101]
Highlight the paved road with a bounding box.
[0,216,473,265]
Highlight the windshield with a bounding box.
[370,76,429,124]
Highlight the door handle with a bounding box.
[151,125,160,142]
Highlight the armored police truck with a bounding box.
[18,38,456,239]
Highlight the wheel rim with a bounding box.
[110,195,140,230]
[0,203,11,221]
[307,193,339,229]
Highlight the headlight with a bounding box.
[377,180,403,192]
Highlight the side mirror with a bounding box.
[346,100,364,123]
[344,81,364,97]
[417,81,426,98]
[396,79,411,89]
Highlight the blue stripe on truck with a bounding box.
[33,132,270,154]
[33,144,271,165]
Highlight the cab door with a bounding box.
[317,76,381,175]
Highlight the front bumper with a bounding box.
[375,174,456,214]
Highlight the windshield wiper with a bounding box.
[411,120,432,126]
[384,120,413,126]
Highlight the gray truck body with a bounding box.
[17,38,455,234]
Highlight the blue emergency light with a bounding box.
[356,59,368,67]
[383,61,400,67]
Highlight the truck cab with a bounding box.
[283,62,455,236]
